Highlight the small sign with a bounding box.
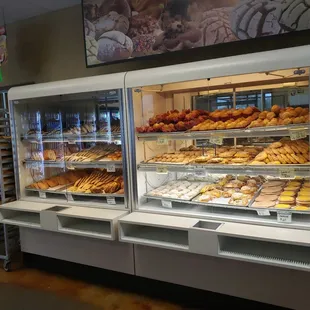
[68,140,76,145]
[277,211,292,223]
[279,168,295,179]
[194,169,206,177]
[161,200,172,208]
[67,193,74,201]
[257,209,270,216]
[157,136,168,146]
[107,197,116,205]
[209,135,223,145]
[107,164,116,172]
[289,128,308,141]
[156,165,168,174]
[39,191,46,199]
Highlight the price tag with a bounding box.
[39,191,46,199]
[68,140,76,145]
[67,193,74,201]
[279,168,295,179]
[209,135,223,145]
[289,128,308,141]
[156,165,168,174]
[277,211,292,223]
[107,164,116,172]
[157,136,168,146]
[107,197,116,205]
[161,200,172,208]
[194,169,206,177]
[257,209,270,216]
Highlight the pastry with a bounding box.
[283,186,300,192]
[292,206,310,211]
[252,201,275,208]
[278,196,295,204]
[262,181,285,188]
[281,191,296,197]
[240,186,254,194]
[261,187,282,194]
[255,194,279,202]
[275,204,291,209]
[37,181,49,190]
[45,179,58,187]
[255,151,267,161]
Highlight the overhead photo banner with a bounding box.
[82,0,310,67]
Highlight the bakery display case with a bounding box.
[118,46,310,272]
[126,62,310,229]
[10,87,127,209]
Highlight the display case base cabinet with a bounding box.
[119,213,310,271]
[19,227,135,274]
[134,244,310,310]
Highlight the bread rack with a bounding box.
[0,90,18,271]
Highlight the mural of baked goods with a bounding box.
[83,0,310,65]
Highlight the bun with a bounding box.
[275,204,291,209]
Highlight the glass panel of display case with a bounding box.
[11,89,127,209]
[130,67,310,228]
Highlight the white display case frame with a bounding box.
[6,73,131,241]
[122,45,310,272]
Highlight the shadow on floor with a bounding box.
[0,283,101,310]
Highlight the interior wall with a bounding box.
[0,5,136,87]
[2,5,310,88]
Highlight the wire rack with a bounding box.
[0,90,19,271]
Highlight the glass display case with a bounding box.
[10,88,128,210]
[127,66,310,229]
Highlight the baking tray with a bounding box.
[144,181,208,201]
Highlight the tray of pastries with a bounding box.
[65,144,119,162]
[66,169,124,195]
[144,145,202,165]
[193,175,264,207]
[193,146,262,165]
[250,139,309,165]
[63,124,96,135]
[26,170,88,191]
[251,178,310,211]
[137,105,309,134]
[99,151,122,161]
[26,169,124,196]
[145,180,208,201]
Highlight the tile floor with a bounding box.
[0,267,182,310]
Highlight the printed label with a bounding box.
[107,164,116,172]
[289,128,307,141]
[209,135,223,145]
[277,211,292,223]
[279,168,295,179]
[257,209,270,216]
[107,197,116,205]
[156,165,168,174]
[161,200,172,208]
[67,193,74,201]
[39,191,46,199]
[157,136,168,146]
[194,169,206,177]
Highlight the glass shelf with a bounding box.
[137,124,310,141]
[24,159,123,169]
[21,133,122,144]
[138,163,310,177]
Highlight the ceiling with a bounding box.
[0,0,80,24]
